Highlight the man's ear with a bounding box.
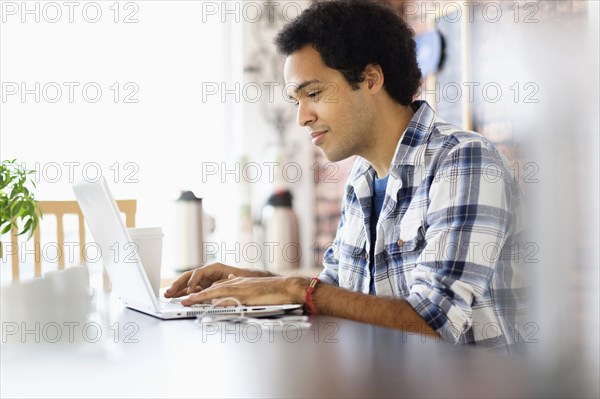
[363,64,384,93]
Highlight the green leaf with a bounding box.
[31,214,39,231]
[32,213,39,229]
[1,223,12,234]
[19,218,32,236]
[11,201,23,217]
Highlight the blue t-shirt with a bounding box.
[369,174,389,294]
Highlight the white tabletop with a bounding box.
[1,293,534,398]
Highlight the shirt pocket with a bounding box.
[389,218,426,254]
[386,218,426,295]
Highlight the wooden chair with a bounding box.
[7,200,136,289]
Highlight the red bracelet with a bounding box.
[304,276,320,315]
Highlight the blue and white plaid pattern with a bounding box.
[320,101,528,347]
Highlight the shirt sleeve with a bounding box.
[319,182,356,286]
[319,202,345,286]
[405,139,514,343]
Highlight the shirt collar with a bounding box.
[350,100,436,185]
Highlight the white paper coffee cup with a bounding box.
[128,227,163,297]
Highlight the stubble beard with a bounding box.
[319,93,373,162]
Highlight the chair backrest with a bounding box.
[7,200,136,285]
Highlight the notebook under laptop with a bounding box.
[72,177,302,319]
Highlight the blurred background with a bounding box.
[1,1,598,397]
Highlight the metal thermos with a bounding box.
[174,191,204,272]
[262,190,300,271]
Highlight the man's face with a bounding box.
[284,45,375,162]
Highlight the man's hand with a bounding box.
[163,263,274,298]
[180,275,308,307]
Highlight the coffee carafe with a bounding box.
[174,190,205,272]
[262,190,300,271]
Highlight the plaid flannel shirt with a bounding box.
[320,101,528,348]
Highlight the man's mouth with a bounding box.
[310,130,327,138]
[310,130,327,145]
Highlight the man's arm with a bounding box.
[403,139,515,343]
[180,274,438,337]
[300,278,439,336]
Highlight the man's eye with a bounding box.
[292,90,322,107]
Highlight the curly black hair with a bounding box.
[274,0,422,106]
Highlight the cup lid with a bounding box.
[128,227,164,237]
[177,191,202,201]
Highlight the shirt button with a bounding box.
[397,239,404,247]
[365,252,369,261]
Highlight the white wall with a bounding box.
[1,1,241,280]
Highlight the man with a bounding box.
[166,0,527,348]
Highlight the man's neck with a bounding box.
[364,102,415,178]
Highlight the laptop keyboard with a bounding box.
[158,297,253,316]
[159,297,211,310]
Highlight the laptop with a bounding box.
[72,177,302,319]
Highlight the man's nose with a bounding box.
[297,101,316,127]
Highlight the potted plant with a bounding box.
[0,159,41,257]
